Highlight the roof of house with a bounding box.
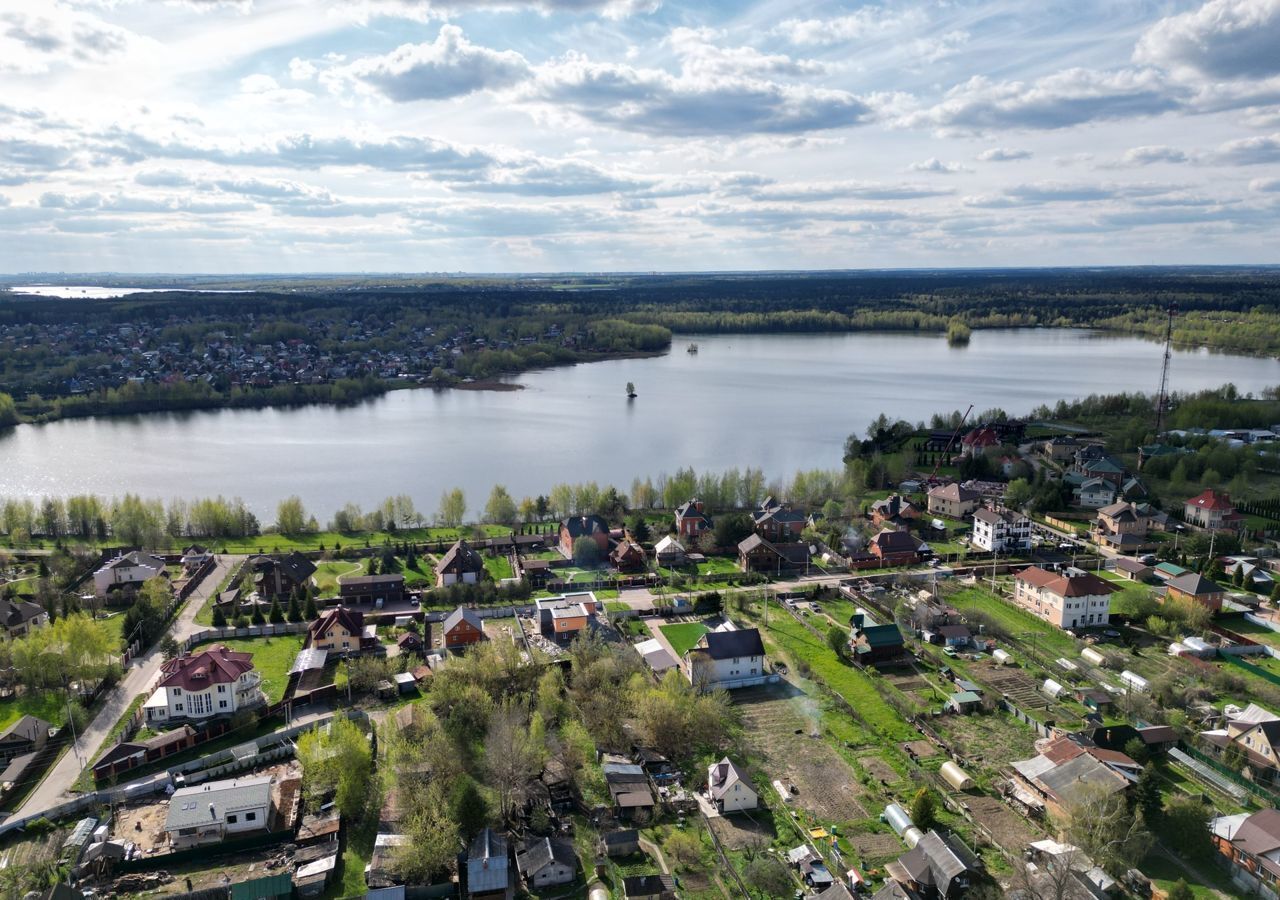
[753,504,807,526]
[973,507,1026,527]
[1097,501,1139,520]
[164,776,273,832]
[516,836,577,878]
[912,830,979,890]
[860,624,905,648]
[1187,489,1235,511]
[1166,572,1224,596]
[0,715,51,746]
[872,529,923,554]
[708,758,752,800]
[467,828,510,893]
[1015,566,1118,597]
[936,624,971,639]
[438,539,485,574]
[560,515,610,539]
[339,574,405,588]
[654,535,685,554]
[928,482,980,503]
[1115,558,1152,575]
[247,551,317,582]
[603,829,639,847]
[1231,809,1280,857]
[961,427,1000,447]
[442,606,484,634]
[694,628,764,660]
[675,500,711,522]
[623,874,676,895]
[308,608,364,641]
[0,598,46,630]
[1137,725,1178,744]
[157,644,254,691]
[101,551,165,572]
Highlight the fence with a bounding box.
[1222,653,1280,688]
[183,621,311,650]
[1176,742,1280,807]
[1000,699,1061,739]
[112,826,293,874]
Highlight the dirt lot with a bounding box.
[930,712,1040,770]
[885,673,930,693]
[849,830,905,865]
[973,663,1045,706]
[734,683,870,824]
[858,756,899,786]
[961,793,1044,853]
[903,740,939,759]
[708,811,775,852]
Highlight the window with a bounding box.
[226,815,237,824]
[219,701,227,709]
[175,704,183,711]
[173,688,182,696]
[245,812,256,821]
[218,685,226,693]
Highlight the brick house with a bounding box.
[1212,809,1280,899]
[1165,571,1226,612]
[558,515,610,558]
[869,529,924,566]
[737,534,809,573]
[442,606,487,649]
[753,498,806,541]
[610,537,647,573]
[674,499,712,539]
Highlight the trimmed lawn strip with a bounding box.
[659,622,709,657]
[948,586,1077,658]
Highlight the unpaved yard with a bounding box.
[930,711,1040,770]
[734,683,869,824]
[962,793,1044,853]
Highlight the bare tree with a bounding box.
[1010,846,1091,900]
[483,700,539,824]
[1062,785,1152,876]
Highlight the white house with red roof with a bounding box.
[1013,566,1117,631]
[960,427,1001,457]
[1184,489,1246,532]
[144,644,264,724]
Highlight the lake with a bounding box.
[4,286,250,299]
[0,328,1275,519]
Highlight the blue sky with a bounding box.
[1,0,1279,272]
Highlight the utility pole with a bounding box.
[1154,303,1177,434]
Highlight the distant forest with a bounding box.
[1,267,1278,422]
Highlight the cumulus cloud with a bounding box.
[667,27,824,78]
[527,53,871,136]
[908,157,968,174]
[912,30,969,64]
[904,68,1181,131]
[448,158,651,196]
[356,0,660,21]
[747,181,953,202]
[0,4,135,74]
[977,147,1032,161]
[1214,132,1280,165]
[1135,0,1280,79]
[328,26,530,101]
[1251,177,1280,191]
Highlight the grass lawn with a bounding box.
[96,613,126,649]
[947,586,1078,658]
[313,560,365,594]
[659,622,710,656]
[483,555,514,581]
[0,691,68,732]
[604,601,631,614]
[193,634,305,704]
[1141,849,1238,899]
[695,557,739,576]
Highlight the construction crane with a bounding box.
[1154,304,1177,434]
[928,403,974,484]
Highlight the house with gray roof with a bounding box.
[163,775,274,849]
[467,828,512,899]
[515,836,577,890]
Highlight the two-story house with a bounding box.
[180,545,213,574]
[442,606,487,649]
[246,552,316,598]
[163,775,275,849]
[436,540,485,586]
[1091,500,1155,552]
[1165,571,1226,612]
[753,498,806,541]
[93,551,166,597]
[926,483,981,519]
[143,644,264,724]
[536,593,597,642]
[674,499,712,539]
[1201,703,1280,781]
[306,608,367,655]
[1185,489,1246,533]
[1013,567,1117,630]
[707,758,757,813]
[1212,809,1280,900]
[684,627,766,692]
[970,507,1031,553]
[0,598,48,639]
[558,515,611,559]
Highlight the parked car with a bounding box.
[943,647,958,658]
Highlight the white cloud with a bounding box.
[978,147,1032,161]
[326,25,530,101]
[1214,132,1280,165]
[1119,145,1189,165]
[908,158,968,174]
[0,3,136,74]
[774,7,922,46]
[1135,0,1280,79]
[667,27,824,78]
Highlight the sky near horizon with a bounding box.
[2,0,1280,273]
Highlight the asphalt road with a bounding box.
[15,554,243,818]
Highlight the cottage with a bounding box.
[927,483,981,519]
[707,757,757,813]
[437,540,485,586]
[558,515,610,558]
[674,499,712,538]
[1200,703,1280,778]
[653,535,686,567]
[515,836,577,890]
[753,498,806,541]
[871,495,921,527]
[1073,478,1117,509]
[180,545,213,574]
[92,551,166,597]
[467,828,512,900]
[1043,435,1081,463]
[960,427,1001,457]
[1212,808,1280,899]
[887,830,980,899]
[1185,489,1246,532]
[1114,558,1155,582]
[685,627,766,691]
[442,606,487,649]
[163,775,274,849]
[143,644,263,724]
[1013,567,1117,631]
[0,716,50,765]
[600,830,640,858]
[396,631,423,655]
[737,534,809,573]
[307,608,367,654]
[851,611,906,665]
[869,528,924,566]
[610,537,647,573]
[622,874,677,900]
[970,507,1031,553]
[0,598,48,639]
[1165,571,1226,612]
[536,593,596,642]
[1009,736,1138,820]
[246,552,316,598]
[1092,501,1153,552]
[338,573,405,606]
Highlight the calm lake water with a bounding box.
[5,286,250,299]
[0,329,1275,519]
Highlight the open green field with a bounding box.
[659,622,709,656]
[312,560,364,593]
[192,634,305,704]
[695,557,739,576]
[947,586,1078,658]
[483,555,514,581]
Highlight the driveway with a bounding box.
[16,554,243,818]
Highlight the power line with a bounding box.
[1154,303,1177,434]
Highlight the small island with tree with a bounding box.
[626,381,637,399]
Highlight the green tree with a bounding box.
[251,606,266,626]
[1131,764,1162,825]
[0,392,18,428]
[211,605,228,628]
[1124,737,1151,766]
[1271,580,1280,606]
[713,512,753,549]
[438,488,467,528]
[483,485,518,526]
[1166,880,1194,900]
[744,855,792,898]
[827,625,848,659]
[297,716,373,819]
[268,599,285,625]
[627,512,651,543]
[304,593,318,619]
[286,593,303,623]
[396,784,460,883]
[1004,478,1034,510]
[1163,797,1212,858]
[275,495,308,534]
[448,776,489,841]
[910,787,938,832]
[572,536,602,567]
